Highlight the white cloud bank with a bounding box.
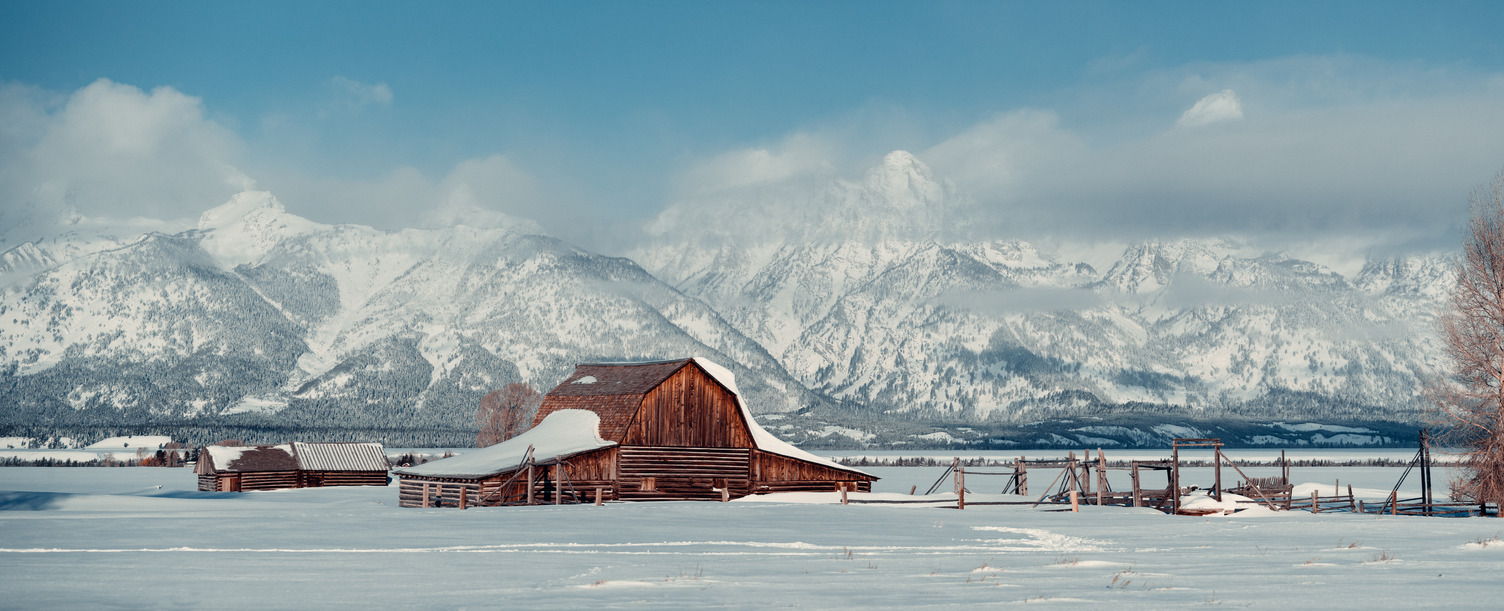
[1,78,547,247]
[1177,89,1244,127]
[0,79,252,243]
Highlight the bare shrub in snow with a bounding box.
[475,382,541,447]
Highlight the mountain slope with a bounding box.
[0,193,817,444]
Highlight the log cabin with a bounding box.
[196,442,389,491]
[394,357,876,507]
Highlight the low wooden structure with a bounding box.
[196,442,389,492]
[395,358,876,508]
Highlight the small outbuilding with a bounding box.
[196,442,389,492]
[395,357,875,507]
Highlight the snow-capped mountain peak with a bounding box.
[195,191,322,268]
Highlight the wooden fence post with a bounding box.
[459,487,467,510]
[1070,490,1079,513]
[1017,457,1028,496]
[422,482,430,508]
[957,466,966,510]
[526,463,535,505]
[840,484,848,505]
[1311,490,1320,514]
[553,464,562,505]
[1096,449,1106,506]
[594,486,604,506]
[1213,447,1223,502]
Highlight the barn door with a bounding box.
[222,474,241,492]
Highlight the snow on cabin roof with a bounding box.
[291,442,389,472]
[203,444,298,473]
[690,358,873,478]
[394,410,615,479]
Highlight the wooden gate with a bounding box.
[617,446,751,501]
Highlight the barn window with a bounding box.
[641,477,656,491]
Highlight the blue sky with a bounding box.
[3,1,1504,261]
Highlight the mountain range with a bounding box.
[0,153,1454,447]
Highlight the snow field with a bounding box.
[3,467,1502,608]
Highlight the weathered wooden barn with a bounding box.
[395,358,875,508]
[196,442,389,492]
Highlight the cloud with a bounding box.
[674,132,837,196]
[922,56,1504,252]
[258,154,543,234]
[328,76,393,109]
[0,79,251,244]
[1176,89,1244,127]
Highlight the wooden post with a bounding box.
[1130,463,1142,507]
[1281,449,1289,486]
[840,485,848,505]
[553,464,562,505]
[1347,484,1355,511]
[1096,449,1106,506]
[1213,446,1223,502]
[594,486,604,506]
[526,463,535,505]
[723,484,732,503]
[1170,443,1180,514]
[1070,490,1079,512]
[909,485,917,495]
[1389,489,1398,515]
[459,487,467,510]
[1017,457,1028,496]
[954,459,966,510]
[422,482,430,508]
[1420,430,1434,517]
[1080,450,1092,498]
[1311,490,1320,514]
[1066,452,1077,495]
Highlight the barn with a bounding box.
[196,442,390,492]
[394,357,875,508]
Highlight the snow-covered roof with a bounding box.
[394,410,615,479]
[292,442,389,472]
[691,358,873,478]
[202,444,298,473]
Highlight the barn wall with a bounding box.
[397,448,618,508]
[300,470,389,487]
[617,446,751,500]
[197,474,218,491]
[237,471,300,491]
[752,451,874,494]
[624,364,753,448]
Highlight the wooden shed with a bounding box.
[196,442,389,492]
[394,357,875,507]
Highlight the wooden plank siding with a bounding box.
[623,363,753,448]
[299,471,390,487]
[618,446,751,500]
[397,447,619,508]
[751,450,875,494]
[199,471,301,492]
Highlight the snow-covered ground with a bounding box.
[2,466,1500,608]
